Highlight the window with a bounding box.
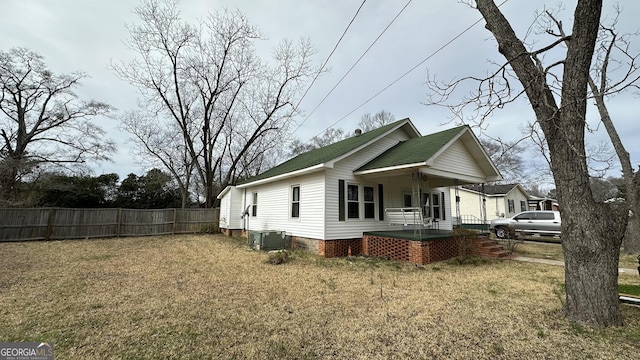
[347,184,359,219]
[251,192,258,216]
[520,200,527,212]
[514,212,533,220]
[364,186,375,219]
[403,193,412,207]
[508,199,515,213]
[535,212,555,220]
[432,193,441,219]
[291,186,300,218]
[421,192,430,217]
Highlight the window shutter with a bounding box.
[378,184,384,221]
[338,180,345,221]
[441,192,445,220]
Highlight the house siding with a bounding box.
[432,140,484,178]
[242,171,326,240]
[450,186,529,222]
[325,131,412,240]
[219,186,244,230]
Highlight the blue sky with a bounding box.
[2,0,639,186]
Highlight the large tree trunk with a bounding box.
[476,0,625,327]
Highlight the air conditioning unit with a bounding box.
[248,230,289,251]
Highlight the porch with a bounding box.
[317,230,509,265]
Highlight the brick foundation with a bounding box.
[220,230,507,264]
[318,238,362,258]
[363,234,464,265]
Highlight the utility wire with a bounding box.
[293,0,412,135]
[313,0,511,139]
[292,0,367,117]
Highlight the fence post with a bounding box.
[172,208,177,235]
[117,208,122,237]
[45,208,56,241]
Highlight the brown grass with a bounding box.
[1,234,639,359]
[515,241,640,269]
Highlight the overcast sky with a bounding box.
[2,0,639,182]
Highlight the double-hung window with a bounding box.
[251,192,258,216]
[431,193,441,219]
[508,199,515,213]
[291,186,300,218]
[364,186,375,219]
[347,184,359,219]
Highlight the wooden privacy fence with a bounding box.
[0,208,219,242]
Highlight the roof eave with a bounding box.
[237,163,327,188]
[353,162,428,176]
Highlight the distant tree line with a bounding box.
[20,169,185,209]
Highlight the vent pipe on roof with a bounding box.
[354,128,362,137]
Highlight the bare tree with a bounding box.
[358,110,395,132]
[288,128,348,157]
[428,0,630,327]
[583,16,640,252]
[479,138,526,183]
[113,0,315,207]
[0,48,114,205]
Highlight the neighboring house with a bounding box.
[450,183,530,224]
[528,195,560,211]
[217,118,502,256]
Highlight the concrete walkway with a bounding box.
[512,256,638,275]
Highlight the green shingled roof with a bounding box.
[356,125,468,171]
[241,118,412,184]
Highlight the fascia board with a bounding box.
[237,164,326,188]
[353,162,428,176]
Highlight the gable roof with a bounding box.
[238,118,419,187]
[461,183,528,197]
[355,126,467,172]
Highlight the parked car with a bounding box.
[489,210,561,239]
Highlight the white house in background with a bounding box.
[217,118,502,256]
[450,183,530,223]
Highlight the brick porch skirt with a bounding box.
[319,235,464,265]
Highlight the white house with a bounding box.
[450,183,530,224]
[217,118,502,258]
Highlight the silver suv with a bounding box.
[489,210,561,239]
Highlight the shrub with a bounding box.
[266,250,291,265]
[497,225,523,254]
[451,227,478,258]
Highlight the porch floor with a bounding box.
[364,229,451,241]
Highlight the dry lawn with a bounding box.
[1,234,639,359]
[514,241,640,270]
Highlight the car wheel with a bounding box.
[495,227,508,239]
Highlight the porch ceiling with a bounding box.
[354,166,489,187]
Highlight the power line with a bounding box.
[314,0,511,139]
[293,0,412,135]
[292,0,367,117]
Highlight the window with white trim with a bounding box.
[347,184,359,219]
[291,185,300,218]
[251,192,258,216]
[431,193,441,219]
[364,186,375,219]
[508,199,515,213]
[520,200,527,212]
